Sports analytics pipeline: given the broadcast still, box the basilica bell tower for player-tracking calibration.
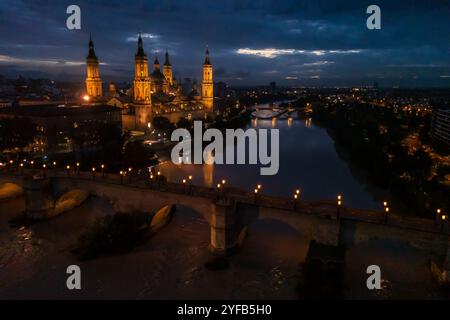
[85,34,102,99]
[133,33,152,130]
[202,48,214,109]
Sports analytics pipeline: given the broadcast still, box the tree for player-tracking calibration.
[122,141,155,169]
[176,117,192,129]
[152,116,175,134]
[0,117,36,151]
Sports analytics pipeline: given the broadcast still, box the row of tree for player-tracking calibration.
[313,102,449,218]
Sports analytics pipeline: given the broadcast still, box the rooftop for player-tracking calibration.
[0,104,121,118]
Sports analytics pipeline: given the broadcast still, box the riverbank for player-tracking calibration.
[311,102,449,219]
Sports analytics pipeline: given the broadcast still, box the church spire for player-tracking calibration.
[164,49,171,66]
[136,32,146,58]
[87,32,97,60]
[154,53,160,70]
[204,47,211,65]
[202,46,213,109]
[85,33,102,99]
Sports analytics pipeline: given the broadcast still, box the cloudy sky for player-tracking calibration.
[0,0,449,87]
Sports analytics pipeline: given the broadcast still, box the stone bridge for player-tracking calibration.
[1,168,450,282]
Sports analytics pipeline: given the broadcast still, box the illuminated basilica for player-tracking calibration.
[84,33,214,130]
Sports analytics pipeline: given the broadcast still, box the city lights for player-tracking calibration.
[0,1,448,302]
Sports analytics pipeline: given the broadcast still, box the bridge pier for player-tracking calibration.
[209,199,239,256]
[23,175,55,220]
[431,236,450,285]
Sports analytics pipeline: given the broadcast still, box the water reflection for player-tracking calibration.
[203,152,214,187]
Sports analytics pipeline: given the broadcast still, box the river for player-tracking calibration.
[158,102,385,211]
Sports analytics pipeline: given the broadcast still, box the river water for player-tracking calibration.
[158,103,384,211]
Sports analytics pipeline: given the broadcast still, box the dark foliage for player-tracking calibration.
[71,212,150,260]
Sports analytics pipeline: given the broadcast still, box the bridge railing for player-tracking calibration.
[0,166,448,235]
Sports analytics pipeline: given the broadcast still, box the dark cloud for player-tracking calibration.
[0,0,449,86]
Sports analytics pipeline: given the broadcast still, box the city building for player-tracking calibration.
[132,33,153,131]
[432,106,450,147]
[83,33,215,131]
[202,48,214,109]
[0,104,122,151]
[85,34,103,100]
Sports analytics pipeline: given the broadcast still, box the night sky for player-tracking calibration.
[0,0,449,87]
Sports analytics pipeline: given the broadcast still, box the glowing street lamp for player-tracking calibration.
[92,167,96,180]
[437,209,442,221]
[155,171,163,188]
[384,206,390,224]
[216,183,222,200]
[186,175,193,193]
[442,214,448,232]
[42,164,47,177]
[83,95,90,102]
[293,193,300,210]
[336,195,343,219]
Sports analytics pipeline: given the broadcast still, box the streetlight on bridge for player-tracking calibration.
[442,214,448,232]
[293,189,301,210]
[337,195,343,219]
[216,183,222,200]
[254,186,260,204]
[384,206,390,224]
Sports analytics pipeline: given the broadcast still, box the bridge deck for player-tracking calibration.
[0,168,448,236]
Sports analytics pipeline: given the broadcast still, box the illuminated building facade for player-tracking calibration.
[85,34,102,99]
[202,48,214,109]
